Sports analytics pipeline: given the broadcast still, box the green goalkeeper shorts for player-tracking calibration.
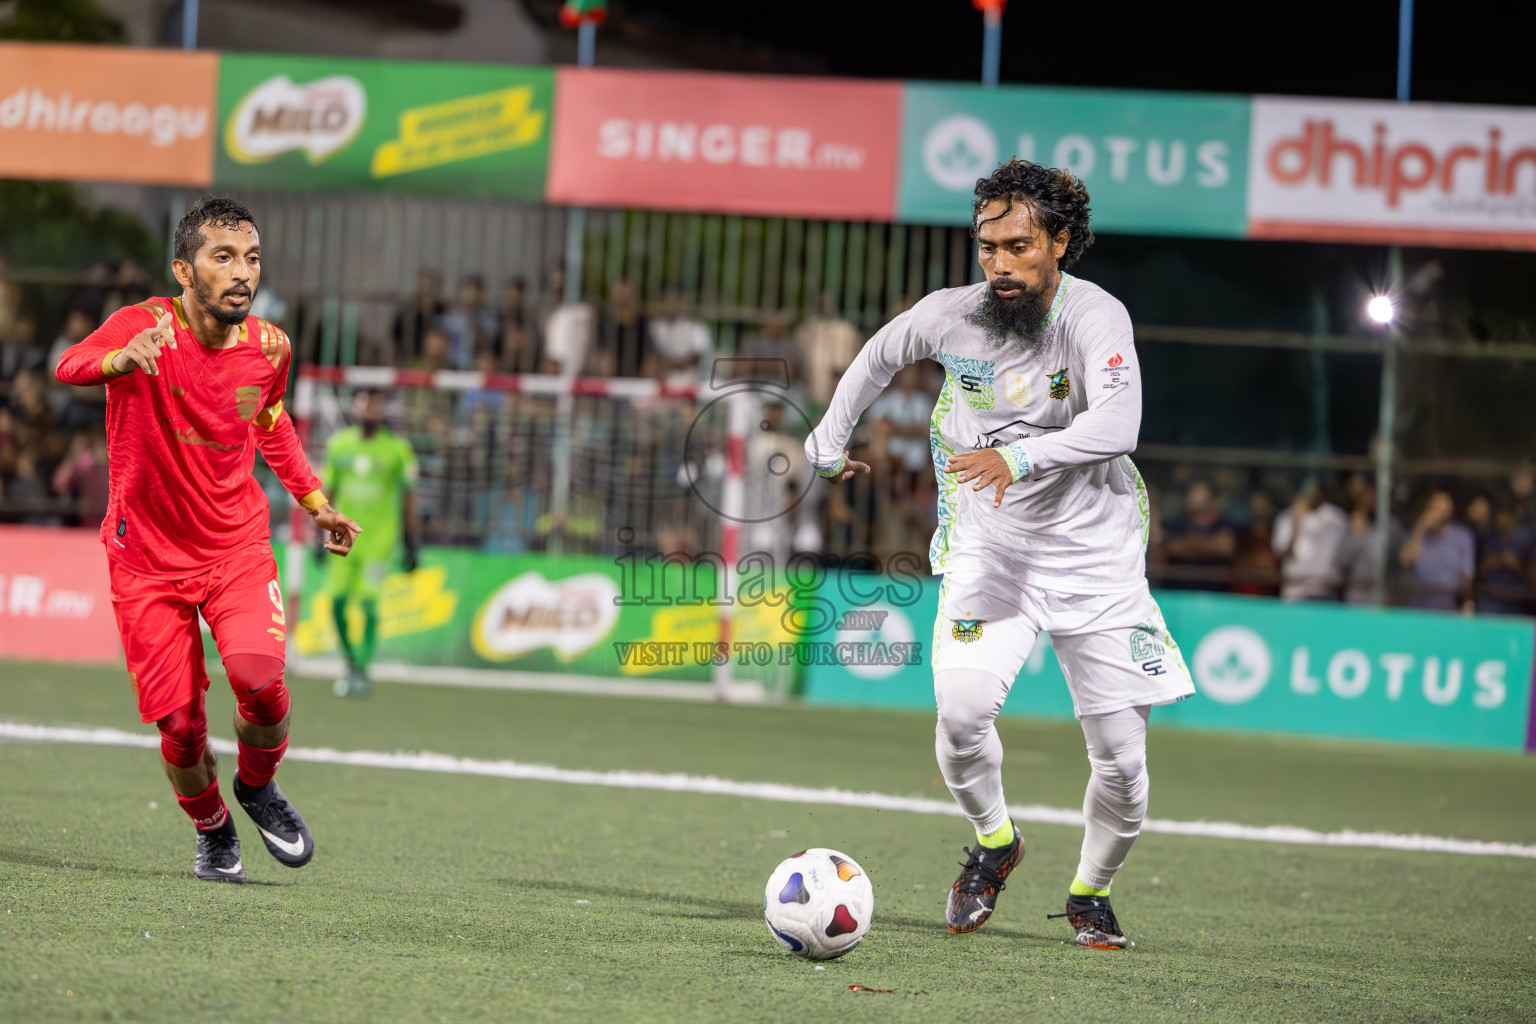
[325,554,391,602]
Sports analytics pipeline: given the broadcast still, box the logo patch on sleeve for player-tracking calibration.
[1048,368,1070,399]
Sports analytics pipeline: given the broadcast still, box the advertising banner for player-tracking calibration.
[546,67,903,220]
[0,42,216,187]
[289,546,796,686]
[1248,96,1536,250]
[898,83,1250,236]
[804,579,1534,751]
[215,54,552,200]
[0,526,120,664]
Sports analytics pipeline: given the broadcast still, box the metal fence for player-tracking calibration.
[7,189,1536,612]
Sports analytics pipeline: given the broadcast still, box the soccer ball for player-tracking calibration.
[762,848,874,960]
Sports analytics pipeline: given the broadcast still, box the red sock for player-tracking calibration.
[177,779,229,831]
[237,737,288,789]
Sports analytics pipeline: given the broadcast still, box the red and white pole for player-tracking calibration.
[713,389,751,700]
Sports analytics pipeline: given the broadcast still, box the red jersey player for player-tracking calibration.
[56,196,361,883]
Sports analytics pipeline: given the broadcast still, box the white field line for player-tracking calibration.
[287,658,769,703]
[3,720,1533,861]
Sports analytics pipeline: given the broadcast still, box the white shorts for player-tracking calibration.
[932,556,1196,718]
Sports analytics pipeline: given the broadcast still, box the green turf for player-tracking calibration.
[2,661,1534,1023]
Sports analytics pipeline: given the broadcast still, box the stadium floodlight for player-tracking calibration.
[1366,295,1395,325]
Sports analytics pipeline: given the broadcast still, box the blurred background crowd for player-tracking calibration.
[5,251,1534,616]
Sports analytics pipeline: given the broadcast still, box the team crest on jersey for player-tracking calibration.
[1048,368,1070,400]
[952,619,985,644]
[1129,624,1165,663]
[1004,371,1031,409]
[234,385,262,423]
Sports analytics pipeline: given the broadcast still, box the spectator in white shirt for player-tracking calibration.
[1272,479,1349,601]
[793,291,862,410]
[868,364,932,480]
[645,290,713,386]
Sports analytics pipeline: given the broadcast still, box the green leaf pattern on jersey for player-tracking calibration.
[928,377,958,573]
[936,352,995,411]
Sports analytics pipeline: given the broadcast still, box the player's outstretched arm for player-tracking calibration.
[808,445,871,484]
[56,310,175,385]
[1012,308,1142,483]
[313,502,362,556]
[251,400,360,556]
[804,299,938,481]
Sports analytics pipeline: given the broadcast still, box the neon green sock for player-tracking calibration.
[356,601,377,672]
[331,597,356,671]
[976,818,1015,849]
[1069,875,1111,897]
[357,600,379,671]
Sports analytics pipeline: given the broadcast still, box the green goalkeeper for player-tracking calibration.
[321,389,419,698]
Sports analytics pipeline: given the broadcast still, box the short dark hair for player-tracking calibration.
[972,158,1094,270]
[173,196,257,264]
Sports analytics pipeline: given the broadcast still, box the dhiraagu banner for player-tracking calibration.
[897,83,1250,237]
[804,580,1534,752]
[215,54,550,199]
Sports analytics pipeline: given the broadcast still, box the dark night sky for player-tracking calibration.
[601,0,1536,456]
[614,0,1536,106]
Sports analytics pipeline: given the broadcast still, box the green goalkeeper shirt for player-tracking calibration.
[322,425,417,562]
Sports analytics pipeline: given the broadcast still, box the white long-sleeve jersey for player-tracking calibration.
[804,274,1150,594]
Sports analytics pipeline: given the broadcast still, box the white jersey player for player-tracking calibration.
[805,159,1195,949]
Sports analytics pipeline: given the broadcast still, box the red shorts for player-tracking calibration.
[108,541,287,723]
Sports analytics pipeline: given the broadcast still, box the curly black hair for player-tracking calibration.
[173,195,258,263]
[971,159,1094,270]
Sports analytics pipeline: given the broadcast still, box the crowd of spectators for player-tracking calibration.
[6,261,1535,617]
[381,266,871,392]
[1148,465,1536,614]
[0,259,151,526]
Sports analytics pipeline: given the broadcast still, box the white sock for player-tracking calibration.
[1075,705,1150,891]
[933,668,1012,837]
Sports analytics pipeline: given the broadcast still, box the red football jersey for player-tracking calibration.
[56,296,324,579]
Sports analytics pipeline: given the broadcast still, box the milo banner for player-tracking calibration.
[805,578,1535,751]
[897,83,1250,237]
[215,54,551,199]
[286,546,796,686]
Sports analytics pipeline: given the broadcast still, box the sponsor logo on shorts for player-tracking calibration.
[1129,624,1166,663]
[1048,368,1070,400]
[951,618,985,643]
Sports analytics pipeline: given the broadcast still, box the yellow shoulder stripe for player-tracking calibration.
[253,400,284,430]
